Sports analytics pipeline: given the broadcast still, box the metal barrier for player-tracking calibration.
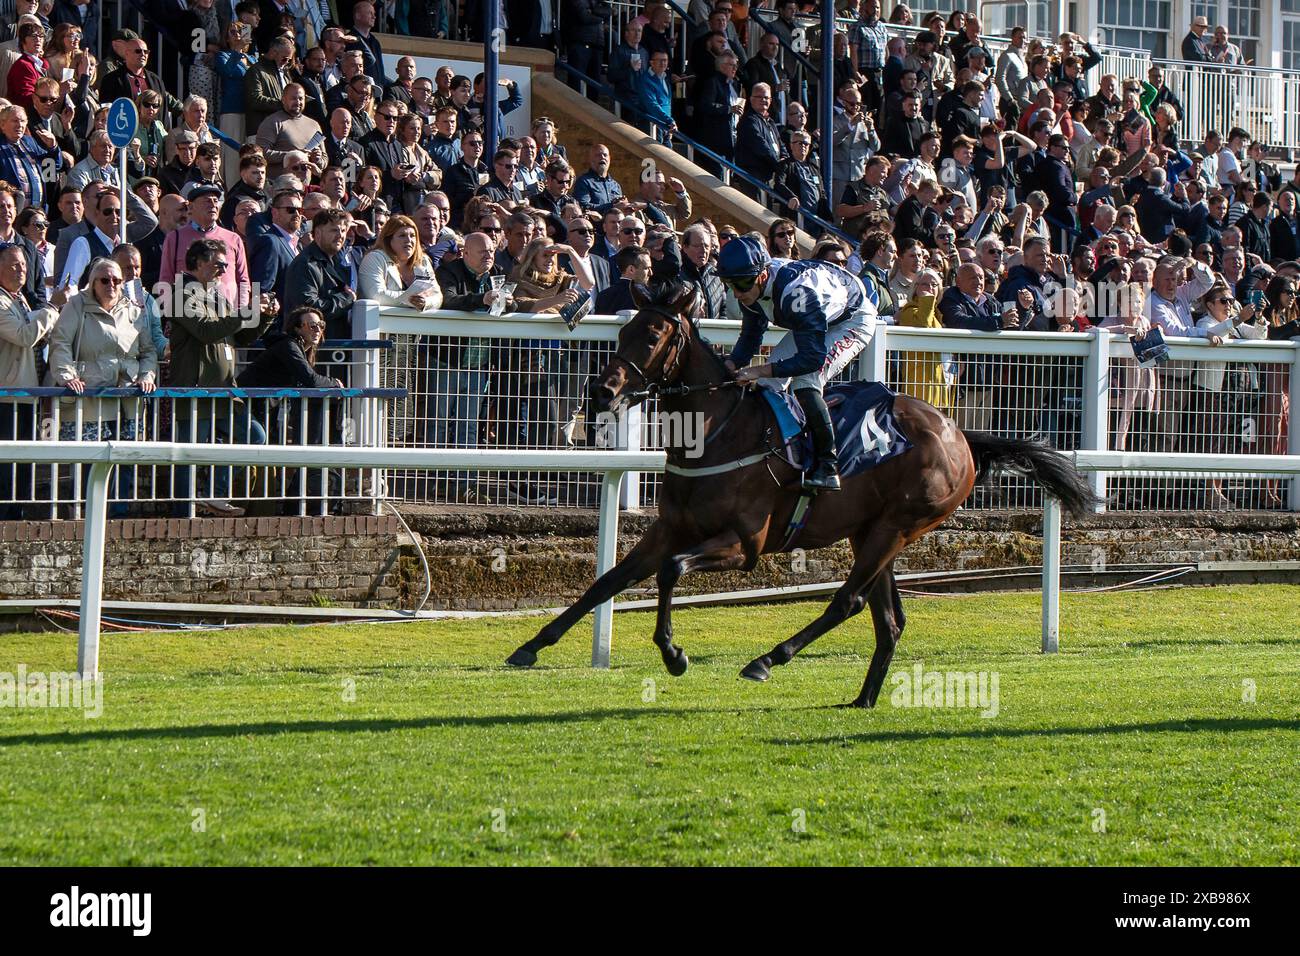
[1041,450,1300,653]
[1153,58,1300,158]
[0,386,403,517]
[358,302,1300,515]
[0,442,666,679]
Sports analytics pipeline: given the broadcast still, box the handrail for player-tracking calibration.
[0,387,407,399]
[554,60,854,244]
[746,8,823,81]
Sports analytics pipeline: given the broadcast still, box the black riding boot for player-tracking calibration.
[795,388,840,493]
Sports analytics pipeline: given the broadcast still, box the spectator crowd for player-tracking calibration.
[0,1,1296,513]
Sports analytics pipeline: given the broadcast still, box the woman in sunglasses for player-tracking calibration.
[1195,281,1261,508]
[47,257,156,442]
[717,235,878,492]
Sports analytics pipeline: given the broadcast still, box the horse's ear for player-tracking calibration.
[669,283,700,319]
[629,283,653,309]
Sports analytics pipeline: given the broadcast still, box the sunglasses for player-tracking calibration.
[568,227,592,235]
[482,226,503,234]
[29,220,47,229]
[720,232,738,241]
[101,207,122,217]
[35,94,58,104]
[378,112,399,120]
[1212,296,1233,304]
[276,205,303,214]
[622,227,645,236]
[96,276,122,286]
[725,274,760,292]
[213,261,229,273]
[304,321,326,331]
[774,230,795,239]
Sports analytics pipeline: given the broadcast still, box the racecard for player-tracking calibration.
[49,887,151,936]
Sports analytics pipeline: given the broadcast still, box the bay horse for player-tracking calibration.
[506,283,1094,706]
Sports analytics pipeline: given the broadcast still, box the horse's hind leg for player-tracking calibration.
[740,530,904,683]
[842,565,905,708]
[653,531,747,676]
[506,522,669,667]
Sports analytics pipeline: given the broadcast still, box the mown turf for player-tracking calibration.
[0,585,1296,865]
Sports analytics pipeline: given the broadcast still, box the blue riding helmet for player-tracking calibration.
[715,235,771,279]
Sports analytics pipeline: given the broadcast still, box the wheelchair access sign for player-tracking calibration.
[107,98,138,149]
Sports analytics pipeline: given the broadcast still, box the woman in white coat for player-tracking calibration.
[1192,281,1261,509]
[358,215,443,310]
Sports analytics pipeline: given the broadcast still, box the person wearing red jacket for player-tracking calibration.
[5,23,49,113]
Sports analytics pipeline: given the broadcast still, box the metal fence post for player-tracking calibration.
[353,300,383,511]
[1082,327,1111,511]
[592,469,625,668]
[862,321,888,382]
[77,459,113,680]
[619,404,642,510]
[1041,494,1061,654]
[1289,343,1300,511]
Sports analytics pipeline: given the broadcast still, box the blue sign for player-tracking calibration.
[106,98,138,149]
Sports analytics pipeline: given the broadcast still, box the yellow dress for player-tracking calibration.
[892,294,951,412]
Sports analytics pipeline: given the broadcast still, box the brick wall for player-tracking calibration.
[2,509,1297,617]
[0,516,408,610]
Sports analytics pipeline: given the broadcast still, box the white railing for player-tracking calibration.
[0,386,398,517]
[1153,58,1300,156]
[1041,450,1300,653]
[359,302,1300,514]
[0,442,667,680]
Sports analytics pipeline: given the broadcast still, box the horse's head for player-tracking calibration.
[590,281,700,416]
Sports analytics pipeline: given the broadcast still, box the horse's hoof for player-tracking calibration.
[739,658,770,682]
[505,647,537,668]
[663,647,689,677]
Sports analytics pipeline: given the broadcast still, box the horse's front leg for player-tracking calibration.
[506,522,670,667]
[652,531,748,676]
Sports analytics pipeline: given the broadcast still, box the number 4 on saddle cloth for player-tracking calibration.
[760,380,913,479]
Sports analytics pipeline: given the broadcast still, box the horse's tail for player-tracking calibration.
[962,431,1098,518]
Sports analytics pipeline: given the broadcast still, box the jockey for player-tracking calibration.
[717,235,878,492]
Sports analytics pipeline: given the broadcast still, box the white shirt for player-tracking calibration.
[60,227,118,291]
[1146,260,1217,337]
[1216,147,1240,188]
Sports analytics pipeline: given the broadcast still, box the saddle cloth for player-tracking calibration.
[759,381,913,478]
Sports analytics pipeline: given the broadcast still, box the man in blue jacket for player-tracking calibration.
[636,49,677,143]
[995,236,1067,331]
[573,144,624,211]
[717,236,877,492]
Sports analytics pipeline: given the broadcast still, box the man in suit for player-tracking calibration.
[1182,15,1211,63]
[52,181,158,284]
[324,108,365,174]
[560,215,609,293]
[244,36,295,135]
[248,189,302,303]
[594,246,651,315]
[1135,168,1190,244]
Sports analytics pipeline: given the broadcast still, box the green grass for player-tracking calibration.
[0,585,1297,865]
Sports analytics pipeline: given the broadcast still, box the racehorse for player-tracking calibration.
[506,283,1095,706]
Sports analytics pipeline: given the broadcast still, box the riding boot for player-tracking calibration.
[795,388,841,493]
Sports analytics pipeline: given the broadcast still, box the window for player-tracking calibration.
[1227,0,1259,63]
[1285,19,1300,73]
[1097,0,1170,57]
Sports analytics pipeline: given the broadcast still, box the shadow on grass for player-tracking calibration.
[0,704,812,747]
[769,717,1300,747]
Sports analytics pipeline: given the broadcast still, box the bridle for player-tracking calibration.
[612,305,705,400]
